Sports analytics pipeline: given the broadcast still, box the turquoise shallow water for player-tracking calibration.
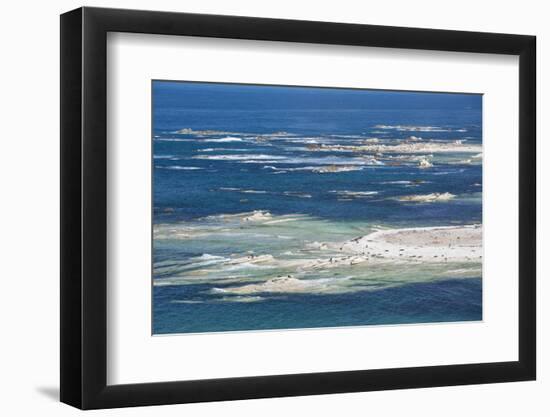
[152,81,482,334]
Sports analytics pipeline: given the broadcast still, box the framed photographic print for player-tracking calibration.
[60,7,536,409]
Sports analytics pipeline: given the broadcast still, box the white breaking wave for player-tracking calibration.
[381,180,414,185]
[418,158,433,169]
[218,188,269,194]
[199,148,249,152]
[282,191,312,198]
[374,124,466,132]
[196,253,226,261]
[262,164,368,173]
[154,138,187,142]
[330,190,379,197]
[241,190,268,194]
[185,254,230,268]
[193,154,286,161]
[157,165,203,170]
[303,141,481,154]
[203,137,243,143]
[397,192,456,203]
[202,210,274,223]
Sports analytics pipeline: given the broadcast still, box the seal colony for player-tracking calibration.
[154,212,482,296]
[209,223,482,295]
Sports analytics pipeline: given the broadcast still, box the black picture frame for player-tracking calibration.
[60,6,536,410]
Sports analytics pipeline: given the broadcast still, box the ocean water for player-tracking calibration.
[152,81,482,335]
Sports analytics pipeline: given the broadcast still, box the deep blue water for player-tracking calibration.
[152,81,482,334]
[154,278,482,334]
